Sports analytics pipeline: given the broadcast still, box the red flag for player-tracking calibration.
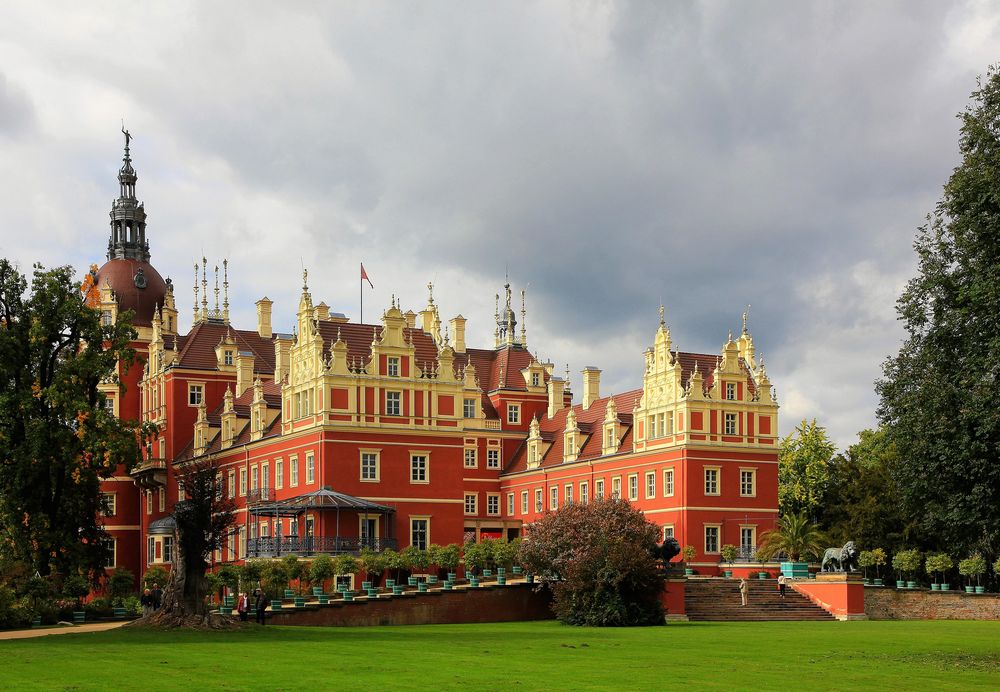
[361,263,373,289]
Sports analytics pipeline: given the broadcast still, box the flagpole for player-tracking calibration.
[360,262,363,325]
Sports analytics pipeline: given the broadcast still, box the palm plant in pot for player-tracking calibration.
[720,544,739,578]
[755,513,824,579]
[958,553,986,594]
[309,554,335,602]
[925,553,952,591]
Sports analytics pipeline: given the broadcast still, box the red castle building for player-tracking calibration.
[93,137,781,584]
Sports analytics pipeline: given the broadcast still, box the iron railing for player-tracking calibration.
[246,488,275,505]
[246,536,398,558]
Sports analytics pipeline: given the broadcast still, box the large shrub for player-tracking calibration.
[519,498,664,626]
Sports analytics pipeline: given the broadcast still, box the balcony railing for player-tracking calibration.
[246,488,275,505]
[247,535,398,558]
[131,458,167,488]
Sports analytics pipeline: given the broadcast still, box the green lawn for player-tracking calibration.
[1,620,998,690]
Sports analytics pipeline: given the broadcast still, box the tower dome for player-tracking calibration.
[96,128,166,327]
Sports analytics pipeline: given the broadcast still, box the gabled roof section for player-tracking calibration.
[173,322,276,373]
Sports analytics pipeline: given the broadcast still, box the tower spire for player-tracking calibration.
[107,126,149,262]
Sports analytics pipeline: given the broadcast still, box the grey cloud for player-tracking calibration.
[0,72,34,136]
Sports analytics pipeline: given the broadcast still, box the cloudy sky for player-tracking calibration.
[1,1,997,448]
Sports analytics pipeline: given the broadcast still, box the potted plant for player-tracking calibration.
[681,545,697,576]
[309,555,335,602]
[401,546,422,586]
[107,569,134,617]
[359,548,387,589]
[755,513,823,579]
[958,553,986,594]
[63,574,90,623]
[993,557,1000,594]
[492,539,521,585]
[463,541,487,586]
[435,543,461,584]
[479,537,496,578]
[216,564,240,610]
[242,559,265,594]
[870,548,887,586]
[339,554,359,599]
[892,549,921,589]
[925,553,952,591]
[858,550,875,585]
[720,544,739,578]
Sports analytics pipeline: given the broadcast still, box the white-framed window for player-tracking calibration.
[531,372,540,387]
[612,477,622,499]
[740,469,756,497]
[410,453,429,483]
[228,470,235,498]
[704,468,720,496]
[507,404,521,424]
[145,490,152,514]
[705,525,720,554]
[463,398,477,418]
[101,492,116,517]
[102,310,112,326]
[596,479,605,500]
[741,526,756,554]
[628,474,638,501]
[261,463,270,490]
[224,350,234,366]
[521,490,529,514]
[158,487,165,512]
[385,391,401,416]
[487,449,500,469]
[507,493,515,516]
[663,468,675,497]
[663,525,675,540]
[387,356,400,377]
[564,484,573,505]
[464,493,478,515]
[101,538,116,568]
[239,468,247,496]
[163,536,174,563]
[290,456,299,487]
[534,488,543,512]
[188,383,203,406]
[361,451,380,481]
[579,481,589,504]
[410,517,429,550]
[251,465,259,492]
[726,382,736,400]
[305,452,315,484]
[276,458,284,489]
[645,471,656,499]
[464,448,477,468]
[724,412,738,435]
[487,494,500,516]
[239,526,247,559]
[550,486,558,510]
[147,536,155,564]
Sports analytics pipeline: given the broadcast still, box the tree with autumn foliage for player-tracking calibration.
[0,260,147,578]
[519,498,664,626]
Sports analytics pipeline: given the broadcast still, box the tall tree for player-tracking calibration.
[0,260,145,577]
[878,66,1000,559]
[777,419,835,519]
[142,458,236,628]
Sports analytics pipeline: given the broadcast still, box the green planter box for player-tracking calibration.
[512,566,523,575]
[684,568,695,576]
[965,586,975,593]
[906,581,917,589]
[447,573,457,582]
[408,577,418,586]
[976,586,986,594]
[32,615,42,627]
[318,595,329,604]
[219,607,233,615]
[874,579,884,586]
[113,607,127,617]
[270,600,282,610]
[757,572,768,580]
[224,596,235,607]
[931,583,940,591]
[427,575,438,584]
[469,578,480,588]
[941,584,951,591]
[72,611,85,624]
[386,579,396,589]
[482,569,492,578]
[366,588,377,598]
[343,592,354,602]
[392,585,404,596]
[723,570,733,578]
[443,581,453,591]
[283,589,295,599]
[896,580,906,588]
[361,581,372,591]
[497,575,506,585]
[780,562,809,579]
[294,597,305,607]
[526,574,535,584]
[417,582,428,593]
[312,586,324,596]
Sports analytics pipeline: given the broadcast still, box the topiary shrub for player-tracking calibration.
[519,498,664,626]
[142,566,169,591]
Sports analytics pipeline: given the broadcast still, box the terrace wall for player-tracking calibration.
[865,588,1000,620]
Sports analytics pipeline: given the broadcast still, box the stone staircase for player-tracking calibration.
[685,579,834,621]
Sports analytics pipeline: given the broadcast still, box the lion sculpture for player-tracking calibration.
[659,537,681,563]
[820,541,859,573]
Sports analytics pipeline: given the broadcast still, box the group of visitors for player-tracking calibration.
[234,588,270,625]
[139,583,163,617]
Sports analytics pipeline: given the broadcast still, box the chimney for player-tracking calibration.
[403,310,417,329]
[256,297,273,339]
[314,302,330,321]
[236,352,255,397]
[449,315,467,353]
[274,336,292,384]
[547,377,566,419]
[581,367,601,409]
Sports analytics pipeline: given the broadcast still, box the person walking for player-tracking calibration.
[778,573,787,598]
[738,578,749,607]
[140,588,154,618]
[254,588,268,625]
[237,592,249,622]
[151,583,163,611]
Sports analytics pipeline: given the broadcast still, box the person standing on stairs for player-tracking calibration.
[738,578,749,607]
[778,573,787,598]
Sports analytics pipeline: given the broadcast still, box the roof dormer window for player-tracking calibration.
[224,350,234,366]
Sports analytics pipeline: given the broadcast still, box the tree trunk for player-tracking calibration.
[126,530,238,630]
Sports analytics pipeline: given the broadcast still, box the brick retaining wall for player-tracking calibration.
[865,588,1000,620]
[268,583,554,627]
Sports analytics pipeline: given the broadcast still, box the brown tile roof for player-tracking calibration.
[174,322,276,373]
